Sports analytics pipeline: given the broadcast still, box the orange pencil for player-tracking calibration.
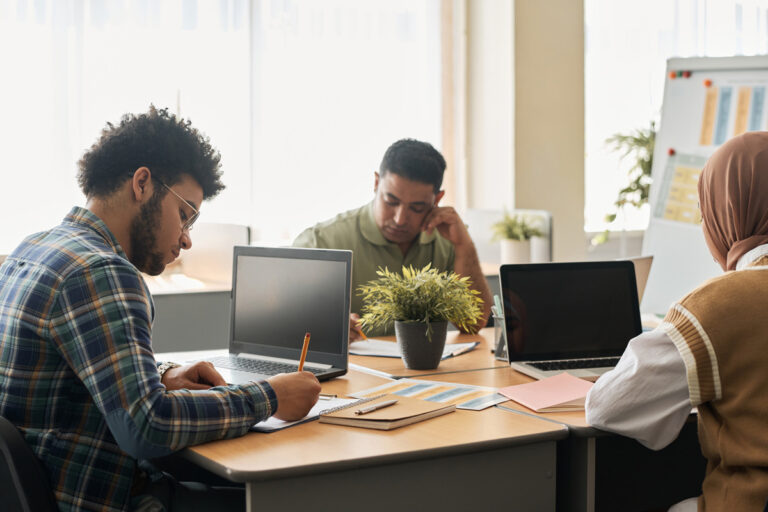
[356,326,368,340]
[298,332,311,371]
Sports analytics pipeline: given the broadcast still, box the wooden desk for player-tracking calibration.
[350,327,508,378]
[416,367,588,427]
[415,368,705,512]
[181,369,567,512]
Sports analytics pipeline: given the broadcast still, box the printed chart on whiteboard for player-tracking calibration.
[653,153,706,225]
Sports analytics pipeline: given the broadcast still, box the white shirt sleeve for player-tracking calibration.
[585,328,693,450]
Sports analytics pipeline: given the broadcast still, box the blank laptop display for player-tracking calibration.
[203,246,352,384]
[499,261,642,380]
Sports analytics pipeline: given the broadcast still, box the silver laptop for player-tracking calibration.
[499,261,641,380]
[200,246,352,384]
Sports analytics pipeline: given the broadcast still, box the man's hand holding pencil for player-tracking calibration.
[265,331,321,421]
[349,313,367,342]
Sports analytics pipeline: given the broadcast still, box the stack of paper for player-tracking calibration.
[498,372,593,413]
[251,396,360,432]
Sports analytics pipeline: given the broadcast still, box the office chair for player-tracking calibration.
[0,416,58,512]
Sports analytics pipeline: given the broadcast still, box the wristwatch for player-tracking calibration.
[157,361,181,378]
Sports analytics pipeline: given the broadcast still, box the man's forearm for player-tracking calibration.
[453,243,493,331]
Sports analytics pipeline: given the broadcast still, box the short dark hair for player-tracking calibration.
[77,106,224,200]
[379,139,445,193]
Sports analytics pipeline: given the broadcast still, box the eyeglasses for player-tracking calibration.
[161,182,200,232]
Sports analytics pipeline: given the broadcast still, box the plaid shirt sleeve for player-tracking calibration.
[48,257,274,459]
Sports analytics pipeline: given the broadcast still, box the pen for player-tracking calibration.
[451,344,475,357]
[298,331,311,372]
[355,398,398,415]
[319,393,337,400]
[493,294,503,316]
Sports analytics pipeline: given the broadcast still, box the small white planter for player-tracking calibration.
[500,239,531,264]
[530,236,549,263]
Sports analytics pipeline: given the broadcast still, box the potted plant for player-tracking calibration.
[491,212,544,264]
[357,264,484,370]
[592,121,656,245]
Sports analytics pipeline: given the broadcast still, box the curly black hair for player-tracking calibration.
[77,106,224,199]
[379,138,446,193]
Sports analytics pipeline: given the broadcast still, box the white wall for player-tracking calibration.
[463,0,586,262]
[466,0,514,212]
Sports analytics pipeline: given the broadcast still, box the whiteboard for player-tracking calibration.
[642,55,768,315]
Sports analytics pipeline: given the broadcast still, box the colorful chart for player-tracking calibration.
[653,153,708,225]
[699,84,766,146]
[350,378,507,411]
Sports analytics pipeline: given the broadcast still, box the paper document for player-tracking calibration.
[497,372,593,413]
[349,339,479,359]
[251,396,364,432]
[350,378,506,411]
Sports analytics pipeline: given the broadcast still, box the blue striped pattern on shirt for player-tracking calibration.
[0,207,276,512]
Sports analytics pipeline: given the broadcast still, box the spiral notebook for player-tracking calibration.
[251,395,383,433]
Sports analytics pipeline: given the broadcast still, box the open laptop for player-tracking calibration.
[200,246,352,384]
[499,260,641,380]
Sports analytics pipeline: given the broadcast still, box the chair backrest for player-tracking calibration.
[0,416,58,512]
[464,208,553,264]
[175,222,251,285]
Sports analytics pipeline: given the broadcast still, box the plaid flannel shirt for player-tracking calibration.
[0,207,277,511]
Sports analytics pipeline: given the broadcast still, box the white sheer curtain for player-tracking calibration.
[0,0,252,253]
[248,0,441,243]
[585,0,768,233]
[0,0,441,253]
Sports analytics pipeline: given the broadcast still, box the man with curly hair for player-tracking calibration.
[0,107,320,511]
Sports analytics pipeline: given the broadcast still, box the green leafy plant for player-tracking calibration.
[490,212,544,242]
[357,264,484,337]
[593,121,656,245]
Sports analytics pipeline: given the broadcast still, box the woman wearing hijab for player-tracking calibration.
[586,131,768,511]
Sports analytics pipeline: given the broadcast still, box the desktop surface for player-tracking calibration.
[414,367,591,429]
[349,328,507,378]
[183,368,566,480]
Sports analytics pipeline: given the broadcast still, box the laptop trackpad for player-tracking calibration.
[567,367,613,381]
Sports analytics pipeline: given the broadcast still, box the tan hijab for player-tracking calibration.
[698,131,768,271]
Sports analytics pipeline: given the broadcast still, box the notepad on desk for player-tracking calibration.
[498,372,594,413]
[349,339,479,359]
[251,396,368,433]
[319,394,456,430]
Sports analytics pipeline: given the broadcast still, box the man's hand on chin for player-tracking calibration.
[422,206,473,251]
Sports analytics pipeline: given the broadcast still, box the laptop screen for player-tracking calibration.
[499,261,641,361]
[230,246,351,366]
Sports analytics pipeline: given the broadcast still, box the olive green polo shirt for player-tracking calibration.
[293,201,455,336]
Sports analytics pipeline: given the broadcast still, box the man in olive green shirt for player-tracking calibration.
[294,138,492,338]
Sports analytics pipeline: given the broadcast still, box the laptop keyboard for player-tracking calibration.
[207,355,326,376]
[529,357,621,371]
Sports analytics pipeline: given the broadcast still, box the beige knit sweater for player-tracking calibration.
[662,256,768,511]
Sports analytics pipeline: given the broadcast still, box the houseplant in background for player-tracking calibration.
[357,264,484,370]
[592,121,656,245]
[491,212,544,264]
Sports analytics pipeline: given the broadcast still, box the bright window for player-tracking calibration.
[585,0,768,233]
[0,0,441,252]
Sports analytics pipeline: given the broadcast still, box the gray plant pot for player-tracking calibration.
[394,320,448,370]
